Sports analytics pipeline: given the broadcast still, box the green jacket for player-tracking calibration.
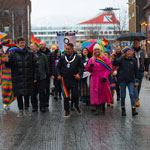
[36,51,49,80]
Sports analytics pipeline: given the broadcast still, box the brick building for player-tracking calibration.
[0,0,31,44]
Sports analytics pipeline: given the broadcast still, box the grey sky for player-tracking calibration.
[31,0,128,27]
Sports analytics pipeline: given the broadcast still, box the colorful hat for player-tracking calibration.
[93,43,101,50]
[122,47,132,53]
[51,45,57,50]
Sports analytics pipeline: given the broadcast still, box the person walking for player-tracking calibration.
[86,44,113,115]
[30,43,49,112]
[5,38,38,117]
[57,43,83,118]
[113,47,138,116]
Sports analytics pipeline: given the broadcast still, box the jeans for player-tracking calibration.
[119,82,135,108]
[134,72,144,99]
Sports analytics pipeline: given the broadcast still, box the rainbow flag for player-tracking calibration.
[0,55,16,105]
[0,32,7,39]
[61,78,70,99]
[95,57,112,71]
[31,35,41,45]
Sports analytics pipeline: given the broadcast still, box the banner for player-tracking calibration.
[57,32,65,52]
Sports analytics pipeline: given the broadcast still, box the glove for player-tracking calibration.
[90,63,94,67]
[113,54,117,58]
[102,77,106,82]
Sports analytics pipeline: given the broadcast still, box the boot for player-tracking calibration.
[132,108,138,116]
[122,108,126,116]
[94,105,100,115]
[102,103,105,113]
[135,99,140,107]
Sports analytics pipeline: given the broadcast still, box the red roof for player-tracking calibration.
[80,13,120,25]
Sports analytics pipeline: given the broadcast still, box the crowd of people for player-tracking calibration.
[0,37,149,118]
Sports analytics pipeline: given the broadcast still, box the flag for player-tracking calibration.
[0,32,7,39]
[31,35,41,45]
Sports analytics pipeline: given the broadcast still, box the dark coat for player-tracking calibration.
[5,47,38,96]
[113,57,138,83]
[39,48,55,77]
[57,52,83,80]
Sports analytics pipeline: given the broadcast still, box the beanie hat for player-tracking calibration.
[93,43,101,50]
[51,45,57,50]
[123,47,132,53]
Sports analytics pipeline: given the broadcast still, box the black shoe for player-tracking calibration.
[74,106,82,114]
[54,96,58,101]
[132,108,138,116]
[64,112,70,118]
[117,97,120,101]
[71,107,75,111]
[122,108,126,116]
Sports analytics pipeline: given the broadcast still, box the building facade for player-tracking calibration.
[128,0,147,32]
[0,0,31,44]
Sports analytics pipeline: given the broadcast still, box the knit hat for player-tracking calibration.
[93,43,101,50]
[51,45,57,50]
[122,47,132,53]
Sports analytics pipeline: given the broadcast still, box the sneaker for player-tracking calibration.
[64,112,70,118]
[135,99,140,107]
[122,108,126,116]
[17,110,23,118]
[54,96,58,101]
[25,109,31,116]
[74,106,82,114]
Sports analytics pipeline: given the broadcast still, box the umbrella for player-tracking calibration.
[82,39,106,53]
[116,32,147,41]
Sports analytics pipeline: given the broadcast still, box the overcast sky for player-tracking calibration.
[31,0,128,27]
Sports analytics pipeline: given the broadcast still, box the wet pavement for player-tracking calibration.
[0,79,150,150]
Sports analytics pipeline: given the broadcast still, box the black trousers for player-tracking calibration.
[31,79,47,109]
[17,96,30,110]
[63,78,79,113]
[54,75,61,97]
[45,78,50,107]
[116,81,120,99]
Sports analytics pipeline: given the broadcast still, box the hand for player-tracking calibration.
[58,75,62,80]
[113,70,117,76]
[144,71,148,77]
[74,74,80,80]
[102,77,106,82]
[34,80,37,83]
[51,75,55,80]
[90,63,94,67]
[5,55,9,62]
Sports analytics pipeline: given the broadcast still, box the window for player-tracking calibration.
[0,24,2,31]
[18,8,24,16]
[0,8,2,17]
[18,24,22,36]
[4,25,9,32]
[4,8,10,17]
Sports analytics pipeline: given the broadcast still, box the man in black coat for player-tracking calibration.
[39,41,55,110]
[5,38,38,117]
[132,40,149,107]
[57,43,83,118]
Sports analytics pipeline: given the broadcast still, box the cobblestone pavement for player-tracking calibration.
[0,79,150,150]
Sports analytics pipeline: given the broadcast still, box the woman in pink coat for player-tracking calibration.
[86,44,113,115]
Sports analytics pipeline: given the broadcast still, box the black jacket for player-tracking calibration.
[113,57,138,83]
[57,52,83,80]
[5,47,38,96]
[39,48,55,76]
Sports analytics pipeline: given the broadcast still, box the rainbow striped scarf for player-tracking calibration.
[0,55,16,105]
[61,78,70,99]
[95,57,112,71]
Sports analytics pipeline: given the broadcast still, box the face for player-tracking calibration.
[83,48,88,56]
[30,43,38,53]
[104,52,109,58]
[93,48,101,56]
[126,49,134,57]
[133,40,140,48]
[18,41,26,49]
[57,51,60,57]
[40,42,46,50]
[66,45,74,55]
[115,46,121,53]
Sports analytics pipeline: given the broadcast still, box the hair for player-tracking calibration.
[31,42,39,47]
[81,48,91,58]
[67,43,74,48]
[17,37,25,44]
